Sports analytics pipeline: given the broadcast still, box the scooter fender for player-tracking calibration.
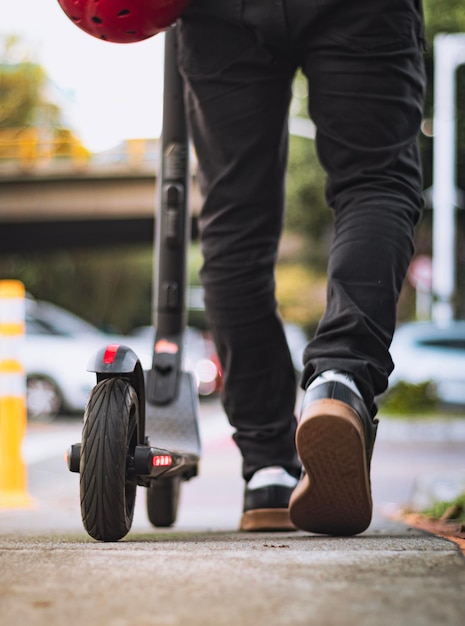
[88,343,141,376]
[87,344,146,442]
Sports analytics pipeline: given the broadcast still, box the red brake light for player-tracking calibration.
[152,455,172,467]
[103,344,120,364]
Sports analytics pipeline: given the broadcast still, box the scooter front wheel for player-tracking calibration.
[80,377,139,541]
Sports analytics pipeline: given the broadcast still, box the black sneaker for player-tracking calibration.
[289,377,378,536]
[240,467,298,532]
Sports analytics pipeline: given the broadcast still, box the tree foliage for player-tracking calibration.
[286,71,331,256]
[423,0,465,42]
[0,35,61,129]
[1,247,155,334]
[286,136,328,240]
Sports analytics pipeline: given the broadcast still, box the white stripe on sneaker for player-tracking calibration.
[247,466,299,490]
[307,370,362,399]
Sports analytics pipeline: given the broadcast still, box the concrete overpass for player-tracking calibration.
[0,139,202,254]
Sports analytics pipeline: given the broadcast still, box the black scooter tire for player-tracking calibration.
[146,476,181,528]
[80,377,139,541]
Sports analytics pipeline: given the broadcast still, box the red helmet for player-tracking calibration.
[57,0,191,44]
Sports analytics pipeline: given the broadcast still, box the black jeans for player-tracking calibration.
[177,0,426,480]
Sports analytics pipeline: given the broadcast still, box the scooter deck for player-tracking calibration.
[144,370,201,460]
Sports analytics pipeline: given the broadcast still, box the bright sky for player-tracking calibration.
[2,0,166,152]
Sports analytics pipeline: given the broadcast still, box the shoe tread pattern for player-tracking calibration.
[290,401,372,536]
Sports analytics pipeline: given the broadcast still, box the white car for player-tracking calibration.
[23,298,221,421]
[388,321,465,407]
[24,319,109,421]
[24,298,149,421]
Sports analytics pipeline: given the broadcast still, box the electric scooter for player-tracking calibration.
[66,27,201,542]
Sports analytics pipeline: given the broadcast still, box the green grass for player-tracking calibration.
[423,492,465,524]
[378,380,440,415]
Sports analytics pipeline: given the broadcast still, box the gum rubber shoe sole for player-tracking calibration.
[240,508,296,532]
[289,398,372,536]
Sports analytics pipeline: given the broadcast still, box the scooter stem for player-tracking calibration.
[149,26,190,405]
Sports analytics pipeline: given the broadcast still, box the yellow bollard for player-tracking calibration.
[0,280,34,508]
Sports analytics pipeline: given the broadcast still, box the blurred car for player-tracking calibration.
[129,325,223,398]
[23,298,222,421]
[388,320,465,406]
[24,299,110,421]
[26,297,105,338]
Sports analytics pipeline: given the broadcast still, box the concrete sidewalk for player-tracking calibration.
[0,523,464,626]
[0,411,464,625]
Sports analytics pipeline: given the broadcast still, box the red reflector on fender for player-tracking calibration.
[152,454,172,467]
[103,344,120,364]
